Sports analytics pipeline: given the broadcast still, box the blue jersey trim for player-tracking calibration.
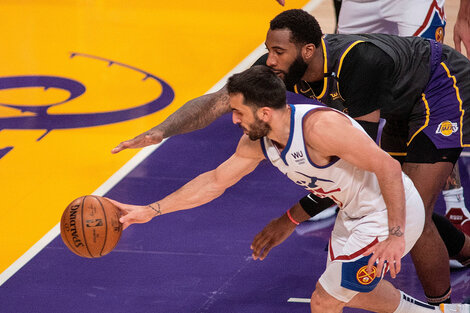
[280,104,296,165]
[259,138,269,160]
[300,107,341,168]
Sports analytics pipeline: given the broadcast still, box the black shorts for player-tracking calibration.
[381,119,462,164]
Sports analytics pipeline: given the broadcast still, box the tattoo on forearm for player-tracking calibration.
[148,203,162,216]
[158,89,231,138]
[389,226,403,237]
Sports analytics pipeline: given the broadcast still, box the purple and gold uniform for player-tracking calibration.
[291,34,470,163]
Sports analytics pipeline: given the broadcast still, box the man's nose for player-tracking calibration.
[266,53,277,68]
[232,113,241,125]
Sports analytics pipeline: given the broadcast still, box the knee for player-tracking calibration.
[310,290,323,312]
[310,283,344,313]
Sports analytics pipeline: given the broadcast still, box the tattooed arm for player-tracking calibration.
[112,85,231,153]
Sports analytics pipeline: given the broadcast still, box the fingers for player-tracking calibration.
[260,243,273,260]
[251,232,271,260]
[111,133,162,154]
[104,197,127,214]
[454,33,462,54]
[119,215,131,225]
[122,222,130,230]
[111,143,126,154]
[251,239,273,260]
[104,197,121,207]
[366,252,378,275]
[365,252,401,279]
[388,257,401,279]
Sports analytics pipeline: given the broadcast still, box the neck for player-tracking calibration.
[267,104,291,147]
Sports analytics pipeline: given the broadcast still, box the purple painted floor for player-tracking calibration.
[1,113,469,313]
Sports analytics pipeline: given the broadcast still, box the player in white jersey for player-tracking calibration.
[109,66,469,312]
[337,0,446,41]
[335,0,470,240]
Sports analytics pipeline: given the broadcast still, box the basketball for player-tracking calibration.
[60,195,122,258]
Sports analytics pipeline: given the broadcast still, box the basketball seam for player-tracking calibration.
[95,196,108,257]
[81,196,94,258]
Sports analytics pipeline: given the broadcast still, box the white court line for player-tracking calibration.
[288,298,311,303]
[0,141,168,286]
[0,0,325,287]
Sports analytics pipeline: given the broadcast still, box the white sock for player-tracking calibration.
[443,187,470,216]
[393,291,440,313]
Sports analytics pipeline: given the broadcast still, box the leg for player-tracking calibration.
[315,279,441,313]
[453,232,470,266]
[333,0,342,33]
[432,213,470,266]
[443,163,470,227]
[310,282,346,313]
[402,162,453,303]
[346,280,400,312]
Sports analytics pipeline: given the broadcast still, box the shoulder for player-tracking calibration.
[303,108,351,132]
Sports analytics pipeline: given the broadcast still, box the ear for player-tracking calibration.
[301,43,316,61]
[257,107,272,122]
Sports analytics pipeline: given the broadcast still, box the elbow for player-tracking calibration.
[385,156,403,178]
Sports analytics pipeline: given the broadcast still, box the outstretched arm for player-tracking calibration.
[454,0,470,58]
[304,110,406,278]
[111,135,265,229]
[112,85,231,153]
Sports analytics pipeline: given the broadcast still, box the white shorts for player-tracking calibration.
[338,0,446,41]
[318,182,425,303]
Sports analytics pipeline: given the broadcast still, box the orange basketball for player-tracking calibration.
[60,195,122,258]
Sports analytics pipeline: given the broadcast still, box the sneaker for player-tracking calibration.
[446,208,470,231]
[308,205,338,221]
[440,303,470,312]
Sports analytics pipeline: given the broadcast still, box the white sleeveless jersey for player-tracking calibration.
[260,104,415,218]
[338,0,446,42]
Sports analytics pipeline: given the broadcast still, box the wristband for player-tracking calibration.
[286,209,300,225]
[299,193,335,217]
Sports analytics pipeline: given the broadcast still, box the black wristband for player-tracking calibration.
[299,194,335,217]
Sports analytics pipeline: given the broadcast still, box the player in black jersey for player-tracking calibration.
[112,9,470,305]
[255,9,470,305]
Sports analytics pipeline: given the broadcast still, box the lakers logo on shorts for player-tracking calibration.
[435,121,458,136]
[435,27,444,43]
[356,265,376,285]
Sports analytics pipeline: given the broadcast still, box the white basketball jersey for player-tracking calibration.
[260,104,414,218]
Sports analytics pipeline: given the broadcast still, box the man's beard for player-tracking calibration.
[241,115,271,141]
[283,54,309,89]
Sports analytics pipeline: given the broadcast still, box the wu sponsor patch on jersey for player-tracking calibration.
[435,121,458,136]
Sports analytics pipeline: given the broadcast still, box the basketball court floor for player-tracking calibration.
[0,0,468,312]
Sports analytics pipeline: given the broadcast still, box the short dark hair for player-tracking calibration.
[270,9,322,47]
[227,65,286,109]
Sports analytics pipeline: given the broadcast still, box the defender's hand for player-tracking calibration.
[111,129,164,154]
[454,7,470,58]
[251,214,296,260]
